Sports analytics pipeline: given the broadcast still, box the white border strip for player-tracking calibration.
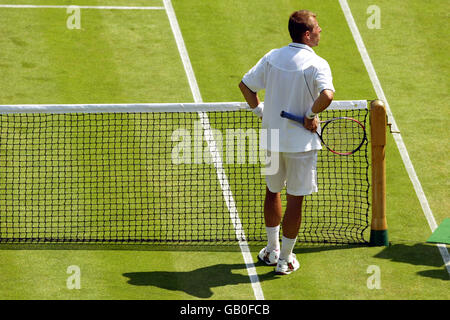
[0,100,366,114]
[327,100,366,110]
[339,0,450,275]
[163,0,265,299]
[0,102,249,114]
[0,4,164,10]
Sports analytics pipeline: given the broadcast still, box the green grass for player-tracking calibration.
[0,0,448,300]
[0,1,190,103]
[349,0,450,225]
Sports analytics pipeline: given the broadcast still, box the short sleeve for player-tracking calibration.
[241,54,268,93]
[314,59,335,93]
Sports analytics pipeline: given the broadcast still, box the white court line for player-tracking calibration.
[163,0,265,299]
[0,4,164,10]
[339,0,450,275]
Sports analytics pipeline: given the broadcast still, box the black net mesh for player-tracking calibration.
[0,106,369,244]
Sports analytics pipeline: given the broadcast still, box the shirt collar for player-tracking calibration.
[288,42,315,53]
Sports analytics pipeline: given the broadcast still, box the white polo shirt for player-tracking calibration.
[242,43,335,152]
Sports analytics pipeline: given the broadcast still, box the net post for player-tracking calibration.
[369,100,389,246]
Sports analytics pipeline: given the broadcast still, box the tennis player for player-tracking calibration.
[239,10,335,275]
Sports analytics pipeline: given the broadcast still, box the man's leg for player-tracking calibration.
[263,187,282,252]
[280,150,313,260]
[282,193,303,239]
[275,194,303,274]
[264,187,282,227]
[263,190,303,254]
[279,194,303,260]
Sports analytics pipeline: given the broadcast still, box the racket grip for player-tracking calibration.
[280,111,304,124]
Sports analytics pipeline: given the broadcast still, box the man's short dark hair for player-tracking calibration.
[288,10,317,43]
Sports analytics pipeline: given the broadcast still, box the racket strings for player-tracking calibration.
[321,118,365,154]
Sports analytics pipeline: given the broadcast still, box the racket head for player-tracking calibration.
[319,117,367,156]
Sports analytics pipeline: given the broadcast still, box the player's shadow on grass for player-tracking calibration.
[123,263,276,298]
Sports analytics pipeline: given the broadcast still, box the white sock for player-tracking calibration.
[280,235,297,261]
[265,226,280,252]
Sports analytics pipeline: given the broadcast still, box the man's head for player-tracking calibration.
[288,10,322,47]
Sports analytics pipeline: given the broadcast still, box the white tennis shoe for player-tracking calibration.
[275,254,300,275]
[257,247,279,266]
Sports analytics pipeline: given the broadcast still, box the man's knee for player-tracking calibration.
[286,193,304,206]
[265,187,280,200]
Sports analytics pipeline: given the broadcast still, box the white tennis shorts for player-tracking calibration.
[265,150,318,196]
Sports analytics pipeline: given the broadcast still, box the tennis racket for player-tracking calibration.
[280,110,367,156]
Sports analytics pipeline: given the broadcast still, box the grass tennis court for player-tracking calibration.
[0,0,448,301]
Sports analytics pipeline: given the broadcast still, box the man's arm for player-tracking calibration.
[304,89,334,132]
[311,89,334,114]
[238,81,261,109]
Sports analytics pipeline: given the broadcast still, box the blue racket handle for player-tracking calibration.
[280,110,304,124]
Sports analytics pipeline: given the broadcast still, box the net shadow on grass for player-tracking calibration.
[374,243,445,267]
[373,242,449,281]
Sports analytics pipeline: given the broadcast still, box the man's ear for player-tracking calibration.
[303,30,311,42]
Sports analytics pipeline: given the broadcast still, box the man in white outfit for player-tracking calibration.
[239,10,335,274]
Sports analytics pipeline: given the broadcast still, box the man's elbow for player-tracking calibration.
[239,81,252,96]
[322,89,334,104]
[322,89,334,101]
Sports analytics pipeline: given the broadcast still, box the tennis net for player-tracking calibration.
[0,101,370,244]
